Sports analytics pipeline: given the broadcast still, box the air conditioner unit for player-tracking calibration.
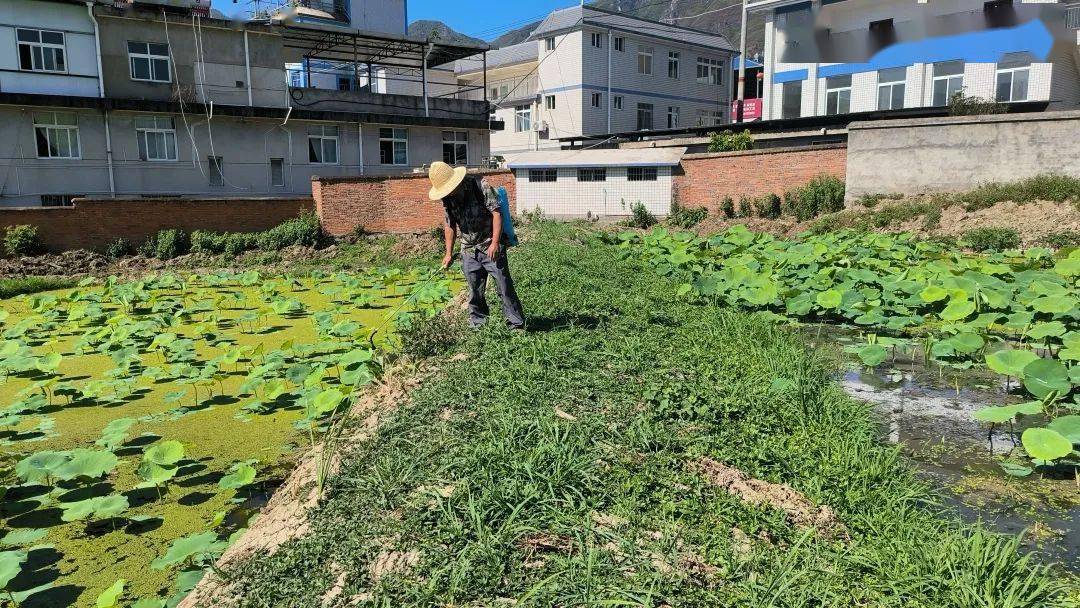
[533,120,548,132]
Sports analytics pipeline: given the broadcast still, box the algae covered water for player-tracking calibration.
[0,268,453,607]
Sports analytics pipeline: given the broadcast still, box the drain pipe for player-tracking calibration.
[87,2,115,198]
[607,28,612,134]
[422,42,432,117]
[243,30,254,106]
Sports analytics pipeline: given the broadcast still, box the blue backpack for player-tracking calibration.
[497,187,519,247]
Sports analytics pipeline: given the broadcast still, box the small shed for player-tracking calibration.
[506,148,686,218]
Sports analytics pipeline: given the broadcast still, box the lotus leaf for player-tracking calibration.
[1021,427,1074,461]
[1031,295,1076,315]
[0,529,46,547]
[919,286,948,303]
[0,550,27,589]
[949,333,984,355]
[999,462,1033,477]
[96,579,125,608]
[1027,321,1067,340]
[15,450,69,483]
[145,440,184,465]
[1047,415,1080,444]
[816,289,842,310]
[939,299,975,322]
[312,389,346,415]
[61,494,128,522]
[218,463,257,489]
[985,350,1039,378]
[150,532,224,570]
[54,449,118,481]
[1022,358,1071,400]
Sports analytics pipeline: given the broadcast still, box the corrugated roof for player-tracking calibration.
[506,147,687,169]
[528,6,734,52]
[456,41,538,74]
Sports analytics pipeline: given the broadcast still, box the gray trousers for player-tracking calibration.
[461,247,526,329]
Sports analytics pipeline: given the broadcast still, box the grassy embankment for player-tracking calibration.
[224,221,1075,607]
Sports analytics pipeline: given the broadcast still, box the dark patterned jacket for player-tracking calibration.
[442,176,502,251]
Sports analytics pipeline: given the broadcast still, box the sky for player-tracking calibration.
[407,0,577,41]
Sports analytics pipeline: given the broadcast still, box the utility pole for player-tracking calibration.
[736,0,748,123]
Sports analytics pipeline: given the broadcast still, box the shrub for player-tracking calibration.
[954,174,1080,211]
[398,312,467,358]
[668,200,708,229]
[0,276,76,299]
[962,227,1021,252]
[707,129,754,153]
[141,229,189,260]
[1041,231,1080,250]
[104,238,133,259]
[256,211,322,251]
[737,197,752,218]
[948,92,1007,117]
[3,225,41,257]
[719,196,735,219]
[190,230,226,255]
[760,193,782,220]
[625,201,658,229]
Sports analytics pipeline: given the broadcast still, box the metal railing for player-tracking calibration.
[459,74,538,103]
[1067,5,1080,30]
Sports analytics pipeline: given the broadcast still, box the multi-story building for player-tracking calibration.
[456,5,737,157]
[0,0,495,207]
[748,0,1080,121]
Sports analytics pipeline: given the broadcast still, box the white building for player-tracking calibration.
[0,0,101,97]
[748,0,1080,121]
[508,147,685,218]
[456,5,737,157]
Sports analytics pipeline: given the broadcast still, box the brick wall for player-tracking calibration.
[673,144,848,213]
[0,197,313,253]
[315,170,515,236]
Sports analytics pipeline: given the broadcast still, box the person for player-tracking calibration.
[427,161,526,330]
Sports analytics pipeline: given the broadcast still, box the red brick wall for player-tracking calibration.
[673,144,848,212]
[0,197,313,253]
[315,170,516,236]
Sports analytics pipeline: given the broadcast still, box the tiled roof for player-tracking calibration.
[456,41,538,74]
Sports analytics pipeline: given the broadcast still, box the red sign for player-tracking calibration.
[731,98,762,122]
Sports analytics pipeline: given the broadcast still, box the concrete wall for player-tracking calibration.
[0,0,100,97]
[0,103,490,206]
[289,87,489,121]
[0,196,312,252]
[846,110,1080,199]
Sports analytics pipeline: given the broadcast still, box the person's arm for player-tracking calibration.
[482,179,502,259]
[442,213,456,270]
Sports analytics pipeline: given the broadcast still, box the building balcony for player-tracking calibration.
[287,86,492,124]
[458,74,538,104]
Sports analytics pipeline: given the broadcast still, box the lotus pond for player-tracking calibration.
[620,227,1080,480]
[0,267,453,607]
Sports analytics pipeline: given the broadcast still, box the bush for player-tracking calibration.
[948,92,1007,117]
[3,225,41,257]
[955,174,1080,211]
[398,312,467,358]
[668,200,708,229]
[783,175,846,221]
[760,193,782,219]
[625,201,658,229]
[256,211,322,251]
[707,129,754,153]
[962,227,1021,252]
[1041,231,1080,250]
[737,197,752,218]
[104,238,133,259]
[141,229,189,260]
[719,196,735,219]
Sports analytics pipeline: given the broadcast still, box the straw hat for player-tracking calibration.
[427,161,468,201]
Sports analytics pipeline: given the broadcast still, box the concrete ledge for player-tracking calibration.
[849,109,1080,131]
[312,169,510,185]
[683,142,848,161]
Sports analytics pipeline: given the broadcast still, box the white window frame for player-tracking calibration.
[528,169,557,183]
[514,105,532,132]
[442,130,468,165]
[590,32,604,48]
[33,112,80,160]
[17,28,66,74]
[545,37,555,52]
[825,76,852,115]
[614,37,624,52]
[931,61,965,106]
[590,92,602,108]
[577,168,606,182]
[996,65,1030,102]
[378,127,408,166]
[135,116,178,162]
[613,95,624,110]
[697,109,723,127]
[696,57,723,85]
[628,167,658,182]
[638,46,653,75]
[128,41,172,83]
[877,68,906,111]
[545,95,556,110]
[270,158,285,187]
[308,125,340,165]
[667,106,680,129]
[668,51,680,79]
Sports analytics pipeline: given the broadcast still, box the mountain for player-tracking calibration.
[488,1,765,57]
[408,20,486,47]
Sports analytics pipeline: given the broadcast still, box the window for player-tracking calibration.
[591,32,604,48]
[825,75,851,115]
[270,158,285,187]
[33,112,80,159]
[545,95,556,110]
[614,37,624,52]
[877,67,906,111]
[637,103,654,130]
[336,76,356,91]
[668,52,680,79]
[932,60,965,106]
[308,125,339,164]
[528,169,557,183]
[578,168,606,182]
[628,167,658,182]
[591,92,602,108]
[545,37,556,52]
[442,131,468,165]
[996,55,1030,102]
[613,95,624,110]
[514,105,532,132]
[208,156,224,186]
[41,194,79,207]
[288,68,304,88]
[667,106,680,129]
[128,41,171,82]
[638,46,653,75]
[135,116,177,161]
[696,57,723,85]
[17,29,66,73]
[697,109,723,126]
[781,81,802,119]
[378,127,407,165]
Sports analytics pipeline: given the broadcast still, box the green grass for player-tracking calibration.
[224,222,1074,607]
[0,276,76,299]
